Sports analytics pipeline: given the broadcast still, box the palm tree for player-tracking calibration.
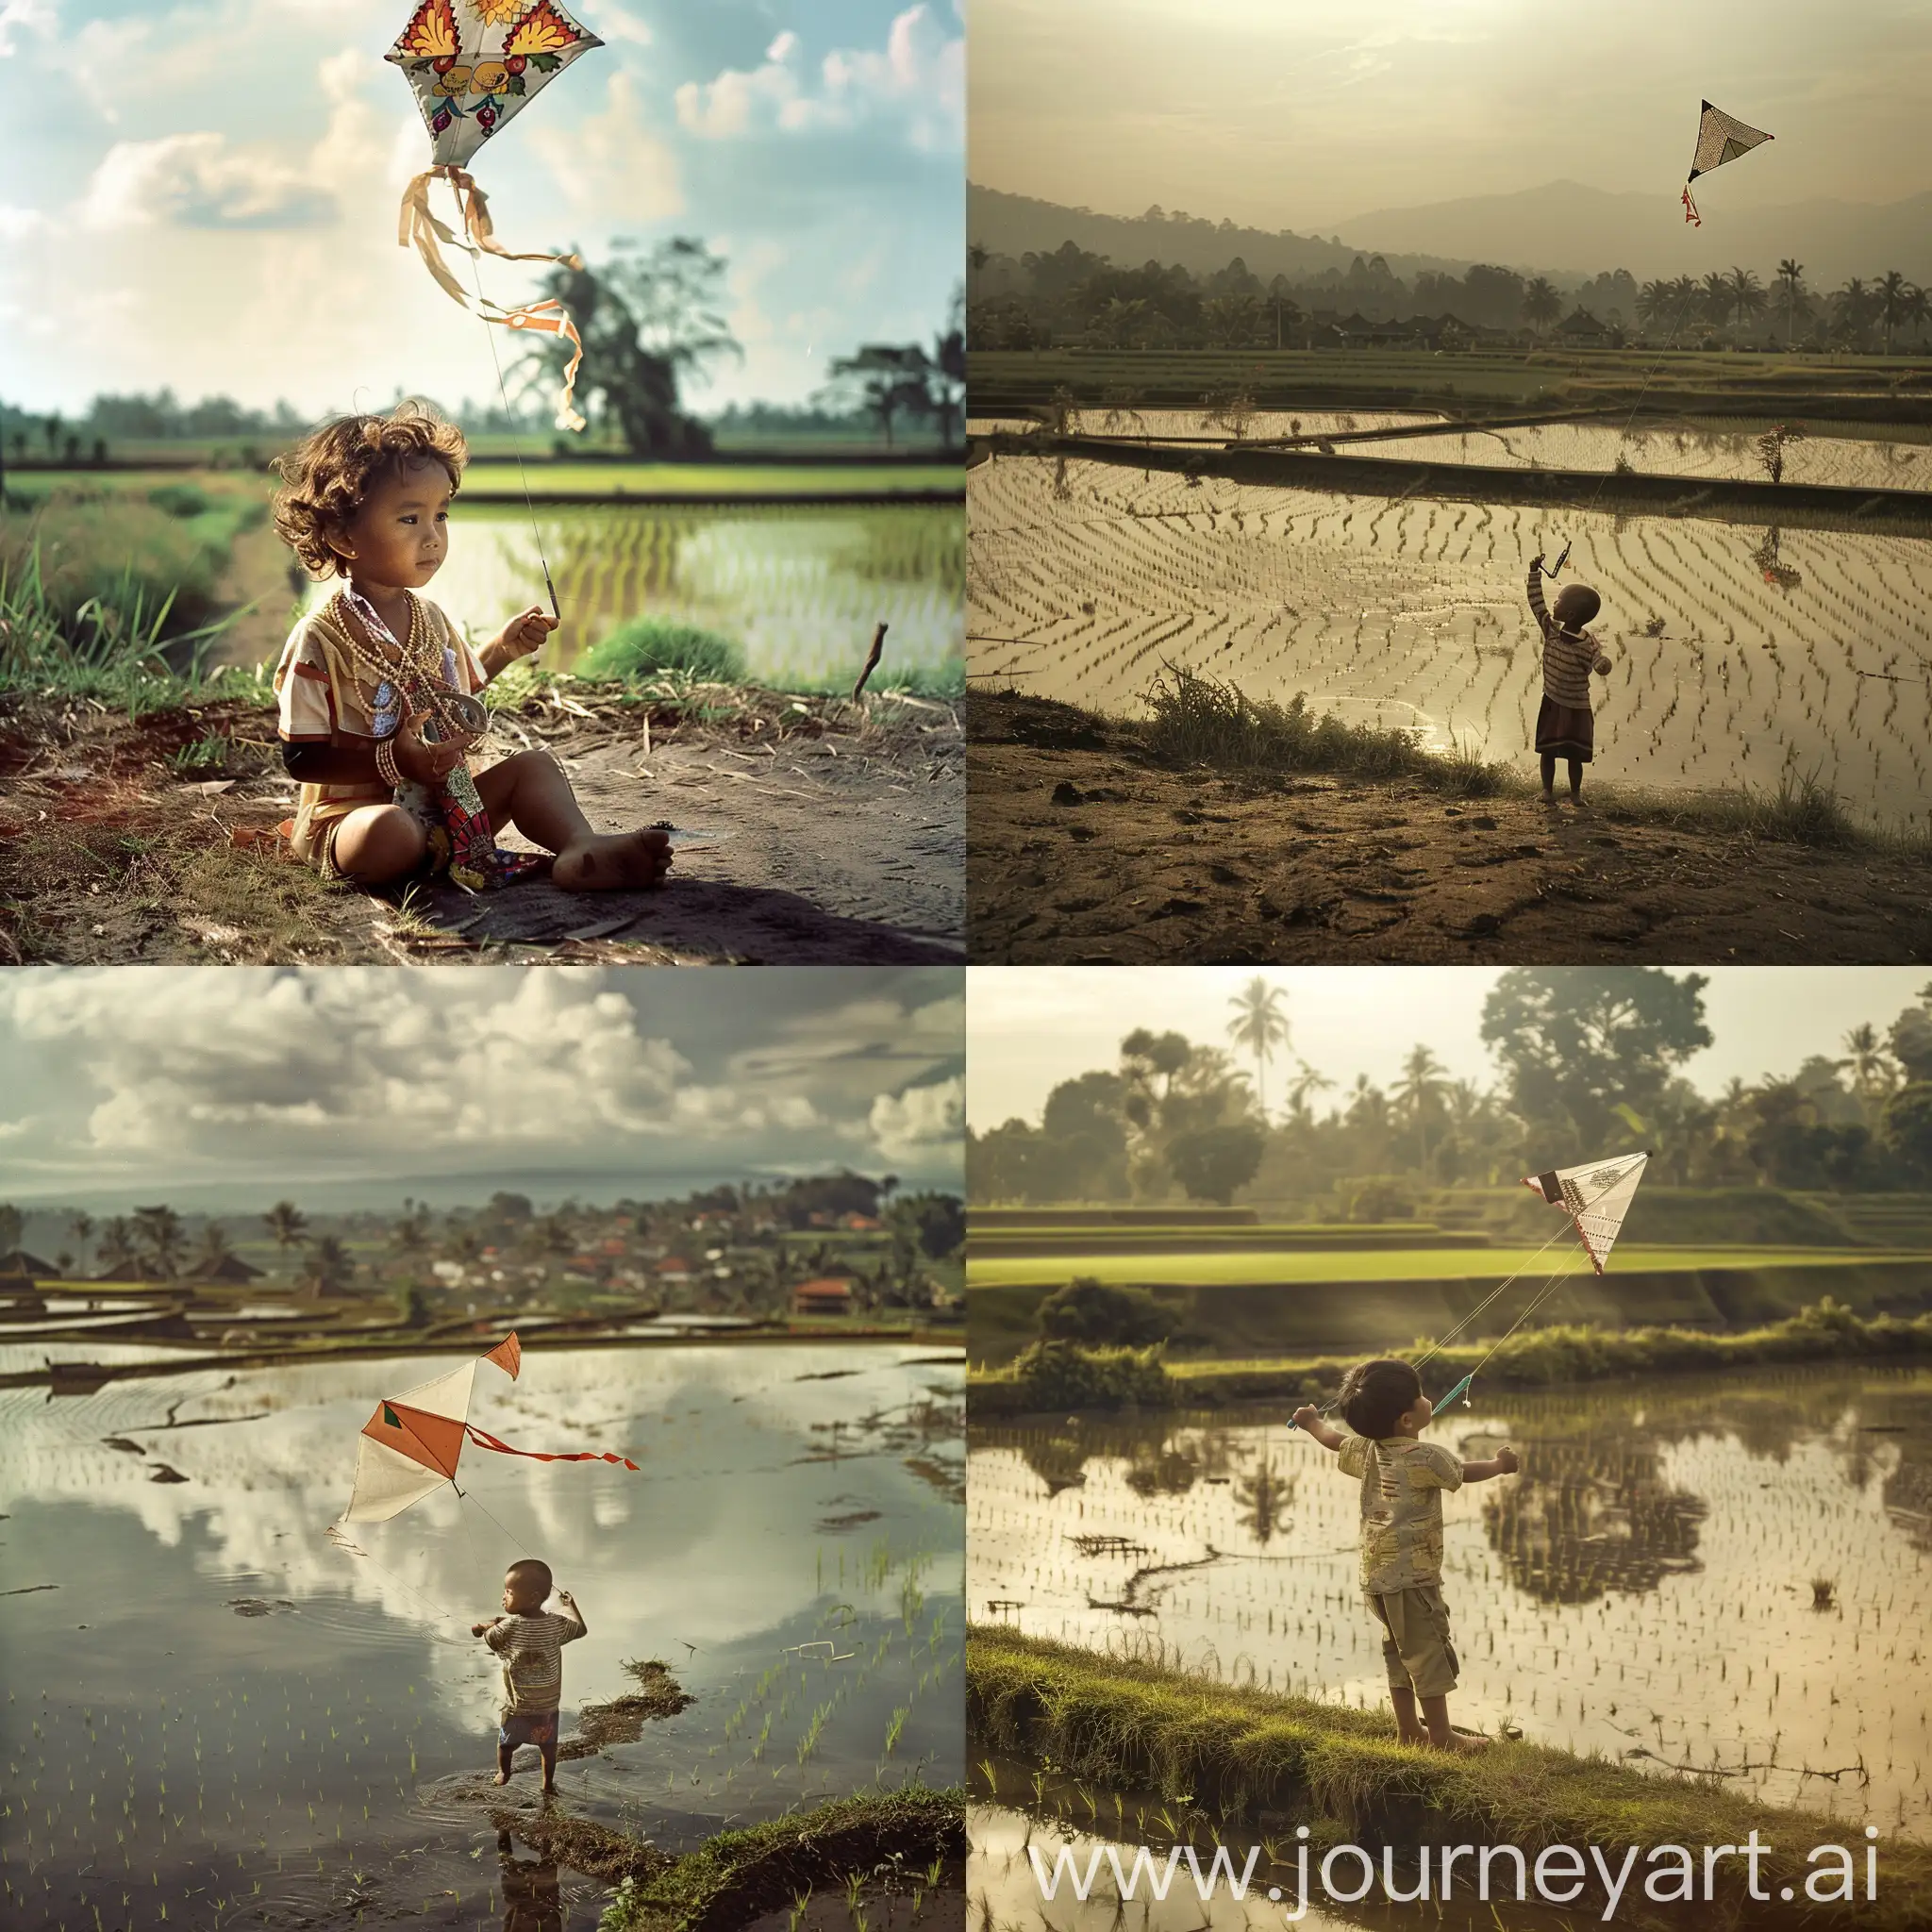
[303,1235,353,1295]
[1286,1059,1336,1122]
[1840,1024,1895,1110]
[67,1211,94,1271]
[1833,278,1874,351]
[132,1205,187,1280]
[1726,266,1766,337]
[0,1202,22,1257]
[1775,258,1807,345]
[263,1201,308,1255]
[1523,278,1561,336]
[1700,270,1733,337]
[1876,270,1912,355]
[1225,978,1291,1119]
[1903,282,1932,349]
[1635,278,1676,333]
[191,1222,235,1279]
[1391,1045,1450,1172]
[95,1216,138,1279]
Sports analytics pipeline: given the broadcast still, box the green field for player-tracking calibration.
[967,1242,1914,1290]
[969,345,1932,417]
[461,461,961,498]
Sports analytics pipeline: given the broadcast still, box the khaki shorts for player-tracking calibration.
[1368,1585,1459,1699]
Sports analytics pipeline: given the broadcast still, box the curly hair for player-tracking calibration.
[1338,1357,1424,1439]
[271,402,467,579]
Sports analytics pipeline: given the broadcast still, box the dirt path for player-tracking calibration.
[968,694,1932,963]
[1,691,962,965]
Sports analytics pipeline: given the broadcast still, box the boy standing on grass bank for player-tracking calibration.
[1294,1358,1518,1754]
[1526,554,1613,806]
[474,1559,586,1795]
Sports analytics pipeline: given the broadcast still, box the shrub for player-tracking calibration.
[576,616,745,685]
[1038,1276,1180,1347]
[1005,1339,1173,1410]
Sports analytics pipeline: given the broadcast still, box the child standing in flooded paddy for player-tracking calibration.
[1526,553,1613,806]
[1295,1357,1518,1754]
[474,1559,587,1795]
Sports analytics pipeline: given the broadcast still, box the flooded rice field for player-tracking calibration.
[304,503,965,692]
[967,1365,1932,1837]
[967,456,1932,823]
[1,1343,963,1928]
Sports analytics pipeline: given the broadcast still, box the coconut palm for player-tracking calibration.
[1225,978,1291,1119]
[1635,278,1676,332]
[1840,1023,1896,1110]
[66,1211,93,1270]
[263,1201,308,1255]
[132,1205,188,1280]
[1286,1059,1336,1122]
[1391,1045,1451,1171]
[95,1216,138,1279]
[1725,267,1767,336]
[1700,271,1733,336]
[1775,258,1808,345]
[191,1222,235,1279]
[303,1235,353,1295]
[1523,278,1562,335]
[1876,270,1913,355]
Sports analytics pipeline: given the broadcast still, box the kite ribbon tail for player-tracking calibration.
[465,1423,640,1472]
[1681,185,1702,226]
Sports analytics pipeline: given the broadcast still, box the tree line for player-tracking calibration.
[968,241,1932,355]
[968,969,1932,1208]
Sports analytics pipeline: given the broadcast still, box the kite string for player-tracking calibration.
[325,1523,464,1628]
[450,175,561,622]
[1407,1215,1584,1375]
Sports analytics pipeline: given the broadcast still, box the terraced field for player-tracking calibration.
[968,455,1932,822]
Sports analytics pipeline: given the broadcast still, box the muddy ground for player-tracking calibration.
[0,687,963,965]
[968,693,1932,964]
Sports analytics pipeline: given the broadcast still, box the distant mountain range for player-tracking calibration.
[972,181,1932,290]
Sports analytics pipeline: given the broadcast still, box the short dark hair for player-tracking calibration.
[1553,582,1601,629]
[271,401,467,579]
[1339,1357,1423,1439]
[506,1558,552,1599]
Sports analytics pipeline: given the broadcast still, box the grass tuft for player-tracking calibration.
[576,617,748,686]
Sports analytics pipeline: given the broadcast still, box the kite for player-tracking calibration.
[1293,1150,1650,1432]
[1683,102,1774,226]
[342,1332,639,1524]
[387,0,605,431]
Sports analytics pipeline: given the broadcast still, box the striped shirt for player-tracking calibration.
[1337,1435,1464,1596]
[484,1609,584,1716]
[1526,565,1607,708]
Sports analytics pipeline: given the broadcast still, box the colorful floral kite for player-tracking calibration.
[342,1332,640,1524]
[387,0,604,428]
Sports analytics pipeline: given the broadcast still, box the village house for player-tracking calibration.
[792,1276,856,1318]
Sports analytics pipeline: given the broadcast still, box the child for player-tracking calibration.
[270,403,674,891]
[472,1559,586,1794]
[1526,553,1613,806]
[1293,1358,1518,1753]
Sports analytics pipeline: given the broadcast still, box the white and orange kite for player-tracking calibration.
[343,1332,638,1523]
[387,0,604,429]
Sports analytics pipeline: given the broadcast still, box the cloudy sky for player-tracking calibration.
[970,0,1932,229]
[0,966,964,1207]
[0,0,962,417]
[969,967,1931,1129]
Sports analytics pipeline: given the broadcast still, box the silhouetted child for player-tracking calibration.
[1526,554,1613,805]
[270,402,673,891]
[1294,1358,1518,1753]
[472,1559,586,1794]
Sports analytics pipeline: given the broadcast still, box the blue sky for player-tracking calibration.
[0,0,962,415]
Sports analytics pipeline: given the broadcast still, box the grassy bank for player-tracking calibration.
[968,1301,1932,1416]
[978,677,1923,851]
[547,1784,964,1930]
[968,1629,1931,1930]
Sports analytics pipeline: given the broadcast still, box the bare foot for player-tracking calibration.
[552,829,674,893]
[1541,791,1559,808]
[1396,1728,1428,1748]
[541,1782,558,1799]
[493,1770,511,1786]
[1438,1730,1491,1754]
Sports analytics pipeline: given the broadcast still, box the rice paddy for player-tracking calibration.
[967,451,1932,824]
[966,1363,1932,1838]
[0,1342,964,1927]
[302,502,965,692]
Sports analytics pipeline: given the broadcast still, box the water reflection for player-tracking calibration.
[0,1344,964,1926]
[967,1365,1931,1834]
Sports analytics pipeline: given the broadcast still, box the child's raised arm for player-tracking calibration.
[556,1589,588,1635]
[1291,1407,1345,1453]
[1461,1445,1520,1483]
[479,607,559,681]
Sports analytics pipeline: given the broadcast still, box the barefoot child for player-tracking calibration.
[1294,1358,1518,1753]
[270,403,674,891]
[472,1559,586,1794]
[1526,554,1613,805]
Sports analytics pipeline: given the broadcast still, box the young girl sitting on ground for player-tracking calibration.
[1526,553,1613,806]
[270,403,673,891]
[1294,1358,1519,1753]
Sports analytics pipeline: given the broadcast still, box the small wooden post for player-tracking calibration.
[851,621,889,701]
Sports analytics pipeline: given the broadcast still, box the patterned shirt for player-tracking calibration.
[484,1609,584,1716]
[1526,564,1607,708]
[1337,1435,1464,1596]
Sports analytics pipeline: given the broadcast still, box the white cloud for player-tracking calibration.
[0,0,54,58]
[81,131,338,231]
[869,1075,963,1165]
[675,5,962,151]
[578,0,652,46]
[530,66,682,220]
